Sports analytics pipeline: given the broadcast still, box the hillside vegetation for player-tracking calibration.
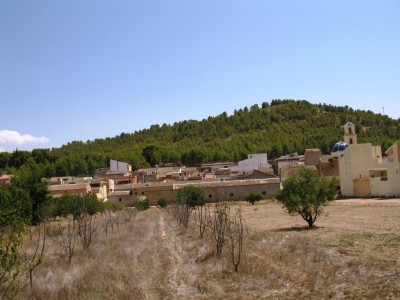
[1,100,399,177]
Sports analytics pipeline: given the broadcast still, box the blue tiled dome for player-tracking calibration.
[332,141,348,153]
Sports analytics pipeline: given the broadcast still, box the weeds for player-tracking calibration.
[14,202,400,299]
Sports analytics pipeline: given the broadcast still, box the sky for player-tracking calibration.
[1,0,399,152]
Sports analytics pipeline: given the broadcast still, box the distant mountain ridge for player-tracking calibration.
[1,100,399,176]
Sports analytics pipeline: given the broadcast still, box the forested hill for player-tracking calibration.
[1,100,400,177]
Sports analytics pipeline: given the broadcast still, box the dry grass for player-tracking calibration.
[17,200,400,299]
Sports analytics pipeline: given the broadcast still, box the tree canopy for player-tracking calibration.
[245,192,263,205]
[1,100,399,176]
[275,168,338,228]
[176,186,205,208]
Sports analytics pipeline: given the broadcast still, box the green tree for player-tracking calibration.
[276,168,338,228]
[176,186,205,208]
[46,194,103,218]
[157,198,167,208]
[0,186,31,298]
[12,170,50,225]
[244,192,263,205]
[174,186,205,228]
[142,145,159,167]
[181,149,206,166]
[135,199,150,211]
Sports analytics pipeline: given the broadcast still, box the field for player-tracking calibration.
[18,199,400,299]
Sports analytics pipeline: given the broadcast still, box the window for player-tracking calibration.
[209,194,213,198]
[370,170,388,181]
[262,191,266,195]
[119,198,122,202]
[348,127,352,134]
[230,193,234,197]
[350,138,353,144]
[141,192,145,195]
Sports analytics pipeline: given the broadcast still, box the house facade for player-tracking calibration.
[369,141,400,197]
[49,183,92,197]
[337,122,387,197]
[339,143,382,196]
[231,153,270,174]
[107,178,281,206]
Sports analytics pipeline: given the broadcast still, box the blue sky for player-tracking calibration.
[1,0,399,152]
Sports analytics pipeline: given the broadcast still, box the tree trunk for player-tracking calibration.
[307,217,314,228]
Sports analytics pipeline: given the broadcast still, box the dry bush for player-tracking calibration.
[194,204,207,239]
[206,202,229,257]
[49,217,76,264]
[20,222,46,288]
[76,213,98,250]
[15,203,400,299]
[17,208,142,299]
[227,207,246,272]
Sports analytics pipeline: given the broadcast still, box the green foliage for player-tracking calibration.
[157,198,168,208]
[244,192,263,205]
[276,168,338,228]
[46,194,105,218]
[135,199,150,211]
[1,100,399,176]
[103,201,124,212]
[142,145,159,167]
[176,186,205,208]
[12,169,50,225]
[0,186,31,298]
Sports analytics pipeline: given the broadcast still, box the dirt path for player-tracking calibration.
[130,210,200,299]
[21,202,400,299]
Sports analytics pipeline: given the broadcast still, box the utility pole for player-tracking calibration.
[382,107,385,115]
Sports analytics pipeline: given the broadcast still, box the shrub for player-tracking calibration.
[157,198,167,208]
[174,186,205,228]
[244,192,263,205]
[103,202,124,212]
[0,186,31,298]
[135,199,150,211]
[276,168,338,228]
[46,194,105,218]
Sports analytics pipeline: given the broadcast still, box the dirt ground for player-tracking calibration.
[242,199,400,261]
[19,199,400,299]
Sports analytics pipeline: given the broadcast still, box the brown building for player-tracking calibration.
[49,183,92,198]
[107,179,281,207]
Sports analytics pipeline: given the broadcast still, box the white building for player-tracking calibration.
[110,159,132,175]
[231,153,270,174]
[369,141,400,197]
[339,136,400,198]
[339,143,382,196]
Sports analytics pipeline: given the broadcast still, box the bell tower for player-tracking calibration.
[343,122,357,145]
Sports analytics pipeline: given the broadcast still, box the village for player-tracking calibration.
[3,122,395,206]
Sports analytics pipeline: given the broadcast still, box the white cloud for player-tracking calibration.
[0,130,49,146]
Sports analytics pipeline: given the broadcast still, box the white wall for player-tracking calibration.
[370,142,400,197]
[110,159,131,174]
[231,153,270,173]
[339,144,382,196]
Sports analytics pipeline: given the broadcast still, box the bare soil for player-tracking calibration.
[19,199,400,299]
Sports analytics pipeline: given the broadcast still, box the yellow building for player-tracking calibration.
[370,141,400,197]
[338,122,400,197]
